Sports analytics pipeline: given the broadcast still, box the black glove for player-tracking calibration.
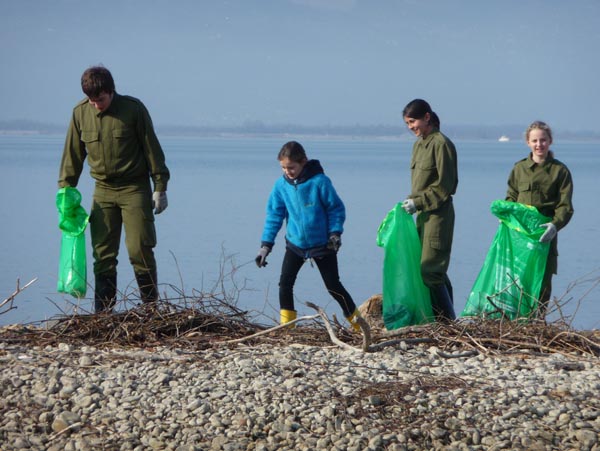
[255,246,271,267]
[327,234,342,252]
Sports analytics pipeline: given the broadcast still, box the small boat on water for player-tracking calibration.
[498,135,510,142]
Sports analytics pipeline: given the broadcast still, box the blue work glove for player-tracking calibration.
[255,246,271,268]
[402,198,416,215]
[539,223,557,243]
[152,191,168,215]
[327,234,342,252]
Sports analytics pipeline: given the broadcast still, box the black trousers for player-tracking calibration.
[279,249,356,317]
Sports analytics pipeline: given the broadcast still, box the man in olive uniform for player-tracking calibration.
[58,66,170,313]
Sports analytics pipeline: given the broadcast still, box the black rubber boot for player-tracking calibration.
[94,274,117,313]
[444,276,454,305]
[135,271,158,303]
[429,283,456,322]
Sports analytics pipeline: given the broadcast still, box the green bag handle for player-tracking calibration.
[56,187,89,236]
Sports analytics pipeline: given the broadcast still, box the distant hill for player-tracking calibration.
[0,120,64,135]
[2,119,599,141]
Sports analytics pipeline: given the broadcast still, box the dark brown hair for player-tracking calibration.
[278,141,308,162]
[81,66,115,98]
[402,98,433,120]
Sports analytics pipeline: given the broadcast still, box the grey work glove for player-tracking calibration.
[255,246,271,268]
[327,234,342,252]
[402,198,417,215]
[152,191,168,215]
[539,223,557,243]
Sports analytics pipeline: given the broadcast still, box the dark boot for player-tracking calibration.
[429,284,456,322]
[444,276,454,305]
[94,274,117,313]
[135,271,158,303]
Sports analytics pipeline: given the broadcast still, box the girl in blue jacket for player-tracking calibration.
[256,141,365,331]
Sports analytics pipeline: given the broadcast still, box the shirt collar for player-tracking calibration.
[527,151,555,168]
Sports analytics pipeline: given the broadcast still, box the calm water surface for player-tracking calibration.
[1,134,598,329]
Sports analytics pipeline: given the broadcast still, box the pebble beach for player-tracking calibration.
[1,335,599,451]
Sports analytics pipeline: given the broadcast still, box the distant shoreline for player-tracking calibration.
[2,122,600,142]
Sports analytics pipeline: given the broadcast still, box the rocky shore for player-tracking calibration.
[1,336,599,451]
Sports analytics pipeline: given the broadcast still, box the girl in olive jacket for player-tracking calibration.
[401,99,458,322]
[506,121,574,317]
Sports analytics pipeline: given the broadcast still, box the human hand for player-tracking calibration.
[152,191,168,214]
[255,246,271,268]
[327,234,342,252]
[539,223,557,243]
[402,199,416,215]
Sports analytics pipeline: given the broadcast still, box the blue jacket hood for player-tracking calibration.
[283,159,324,185]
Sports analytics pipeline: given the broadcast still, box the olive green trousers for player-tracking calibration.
[416,200,455,288]
[89,180,157,278]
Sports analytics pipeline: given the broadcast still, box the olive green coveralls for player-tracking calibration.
[58,93,170,311]
[408,129,458,320]
[506,152,574,316]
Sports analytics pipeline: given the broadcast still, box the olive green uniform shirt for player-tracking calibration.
[409,129,458,211]
[506,152,573,231]
[506,152,574,270]
[408,129,458,286]
[58,93,170,191]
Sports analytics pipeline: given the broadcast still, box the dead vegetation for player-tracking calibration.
[1,257,599,358]
[1,294,598,358]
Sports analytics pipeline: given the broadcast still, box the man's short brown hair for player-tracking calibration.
[81,66,115,98]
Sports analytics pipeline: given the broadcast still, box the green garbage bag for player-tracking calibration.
[461,200,551,320]
[377,203,434,329]
[56,187,89,298]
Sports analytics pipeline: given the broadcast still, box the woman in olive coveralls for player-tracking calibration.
[58,66,170,313]
[506,121,574,317]
[401,99,458,321]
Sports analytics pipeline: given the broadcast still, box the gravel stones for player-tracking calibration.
[0,340,599,450]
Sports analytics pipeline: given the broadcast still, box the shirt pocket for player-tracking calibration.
[81,130,101,161]
[81,130,99,144]
[413,153,437,187]
[517,181,532,204]
[111,127,135,161]
[415,154,436,171]
[112,127,134,149]
[112,128,133,140]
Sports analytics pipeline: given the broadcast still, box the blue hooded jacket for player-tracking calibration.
[261,160,345,258]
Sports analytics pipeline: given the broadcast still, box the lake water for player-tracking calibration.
[1,134,599,329]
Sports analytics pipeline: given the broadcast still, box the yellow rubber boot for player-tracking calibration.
[346,309,363,333]
[280,309,297,326]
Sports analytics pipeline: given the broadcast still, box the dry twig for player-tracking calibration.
[1,278,37,315]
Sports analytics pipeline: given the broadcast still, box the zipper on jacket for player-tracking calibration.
[294,180,311,253]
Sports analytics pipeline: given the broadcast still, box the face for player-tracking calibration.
[88,92,114,112]
[404,113,431,138]
[527,128,551,162]
[279,157,306,180]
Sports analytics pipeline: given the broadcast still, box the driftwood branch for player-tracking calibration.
[221,314,320,344]
[1,278,38,315]
[306,302,371,352]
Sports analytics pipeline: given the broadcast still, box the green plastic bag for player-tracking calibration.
[461,200,551,320]
[377,203,434,329]
[56,187,89,298]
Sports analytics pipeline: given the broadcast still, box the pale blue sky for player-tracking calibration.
[2,0,599,131]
